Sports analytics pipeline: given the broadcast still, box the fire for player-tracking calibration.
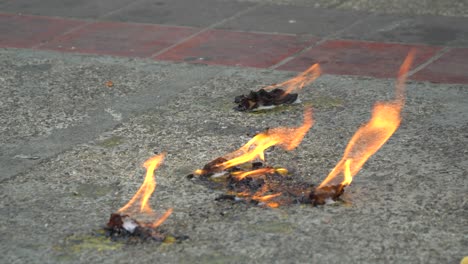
[231,167,288,180]
[118,153,172,228]
[264,63,321,95]
[193,107,313,208]
[251,183,282,208]
[317,50,415,189]
[217,106,314,170]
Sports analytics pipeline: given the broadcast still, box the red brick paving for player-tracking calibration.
[41,21,199,58]
[411,48,468,84]
[0,13,85,48]
[278,40,442,79]
[155,29,318,68]
[0,12,466,84]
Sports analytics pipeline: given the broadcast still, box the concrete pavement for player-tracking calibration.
[0,1,467,263]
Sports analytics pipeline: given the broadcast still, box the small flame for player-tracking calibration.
[264,63,321,95]
[149,208,173,229]
[118,153,172,228]
[253,193,282,202]
[317,50,415,189]
[217,107,314,170]
[251,183,282,208]
[231,168,275,180]
[231,167,287,180]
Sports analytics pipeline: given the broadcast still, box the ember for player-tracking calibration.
[234,63,321,111]
[105,154,173,242]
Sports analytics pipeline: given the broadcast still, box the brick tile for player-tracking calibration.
[340,14,468,47]
[278,40,441,78]
[0,13,85,48]
[411,48,468,84]
[107,0,254,27]
[155,29,318,68]
[0,0,133,19]
[41,21,198,57]
[218,5,366,36]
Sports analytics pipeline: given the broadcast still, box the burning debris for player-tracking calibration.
[105,154,174,242]
[106,213,168,242]
[192,159,317,207]
[102,51,415,245]
[192,51,415,207]
[311,50,415,204]
[189,107,317,207]
[234,63,321,111]
[234,88,299,111]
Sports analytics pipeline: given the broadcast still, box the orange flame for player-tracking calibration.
[231,167,287,180]
[218,107,313,170]
[231,168,275,180]
[317,50,415,189]
[118,153,172,228]
[264,63,321,95]
[253,193,282,203]
[251,183,282,208]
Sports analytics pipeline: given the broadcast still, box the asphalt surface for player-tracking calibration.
[0,1,467,263]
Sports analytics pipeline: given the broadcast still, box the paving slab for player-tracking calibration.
[0,13,85,48]
[411,48,468,84]
[40,21,199,58]
[0,0,134,19]
[105,0,255,27]
[278,40,441,78]
[237,0,468,17]
[1,49,467,264]
[339,13,468,46]
[338,0,468,17]
[217,5,367,36]
[155,29,318,68]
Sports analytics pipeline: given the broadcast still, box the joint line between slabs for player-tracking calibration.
[99,0,148,19]
[269,13,374,70]
[408,46,451,77]
[149,3,264,59]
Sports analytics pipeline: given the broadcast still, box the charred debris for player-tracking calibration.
[187,158,348,207]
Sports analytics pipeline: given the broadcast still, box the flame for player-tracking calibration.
[231,168,275,180]
[218,107,313,170]
[253,193,282,203]
[317,50,415,189]
[251,183,282,208]
[118,153,172,227]
[264,63,321,95]
[150,208,173,228]
[231,167,287,180]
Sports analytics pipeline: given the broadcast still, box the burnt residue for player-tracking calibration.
[105,213,165,242]
[188,160,338,207]
[309,184,347,205]
[234,88,298,111]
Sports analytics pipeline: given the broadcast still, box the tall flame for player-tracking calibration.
[218,107,314,170]
[317,50,415,189]
[118,153,172,228]
[264,63,321,95]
